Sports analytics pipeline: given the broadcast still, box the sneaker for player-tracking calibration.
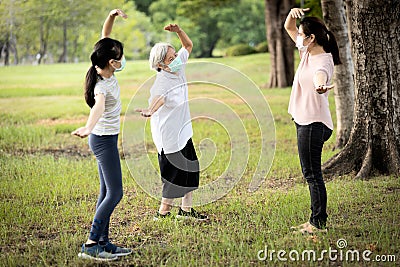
[153,211,172,221]
[291,222,327,234]
[176,208,208,221]
[101,242,132,257]
[78,243,118,261]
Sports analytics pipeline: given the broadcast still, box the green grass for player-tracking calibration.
[0,53,399,266]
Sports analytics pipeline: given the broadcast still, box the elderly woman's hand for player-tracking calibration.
[164,24,182,33]
[135,108,152,117]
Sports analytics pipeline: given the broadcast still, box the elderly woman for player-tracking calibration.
[136,24,208,221]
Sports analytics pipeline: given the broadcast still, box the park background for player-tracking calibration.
[1,0,399,266]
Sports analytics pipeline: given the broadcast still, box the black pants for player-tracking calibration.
[295,122,332,229]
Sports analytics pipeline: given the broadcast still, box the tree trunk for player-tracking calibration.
[4,39,10,66]
[264,0,295,88]
[321,0,354,149]
[344,0,353,46]
[199,36,219,58]
[58,21,68,63]
[38,17,48,65]
[323,0,400,179]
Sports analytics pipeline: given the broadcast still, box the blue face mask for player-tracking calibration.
[167,56,183,73]
[114,56,126,72]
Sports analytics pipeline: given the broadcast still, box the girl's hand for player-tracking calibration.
[316,84,334,94]
[109,9,128,19]
[289,8,310,19]
[135,108,152,117]
[71,127,91,138]
[164,24,181,33]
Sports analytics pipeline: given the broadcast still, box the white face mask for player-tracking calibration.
[296,35,309,51]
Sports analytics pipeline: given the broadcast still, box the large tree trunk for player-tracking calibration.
[323,0,400,179]
[264,0,295,88]
[321,0,354,149]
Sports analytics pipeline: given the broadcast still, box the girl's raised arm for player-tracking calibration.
[102,9,128,39]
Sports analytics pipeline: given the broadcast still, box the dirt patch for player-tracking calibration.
[8,145,92,159]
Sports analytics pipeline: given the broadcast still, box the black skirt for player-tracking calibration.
[158,138,199,198]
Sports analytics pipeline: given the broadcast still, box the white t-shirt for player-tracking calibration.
[92,75,121,135]
[149,48,193,154]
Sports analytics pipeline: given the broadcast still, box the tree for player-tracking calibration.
[0,0,20,65]
[321,0,354,149]
[130,0,153,15]
[216,0,266,49]
[148,0,235,58]
[323,0,400,179]
[177,0,235,58]
[264,0,295,88]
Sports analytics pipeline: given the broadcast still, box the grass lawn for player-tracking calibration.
[0,53,399,266]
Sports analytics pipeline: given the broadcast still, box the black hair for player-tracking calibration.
[300,17,342,65]
[85,38,124,108]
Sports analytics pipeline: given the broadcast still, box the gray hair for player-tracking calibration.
[149,42,175,71]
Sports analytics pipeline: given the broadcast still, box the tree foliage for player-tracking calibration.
[1,0,267,64]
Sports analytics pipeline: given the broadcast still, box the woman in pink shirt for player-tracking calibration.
[284,8,341,234]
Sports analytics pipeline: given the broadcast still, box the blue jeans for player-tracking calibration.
[295,122,332,229]
[88,134,123,243]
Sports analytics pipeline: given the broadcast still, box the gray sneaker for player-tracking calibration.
[78,243,118,261]
[101,242,132,257]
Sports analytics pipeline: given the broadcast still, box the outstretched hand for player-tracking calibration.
[109,9,128,19]
[316,84,335,94]
[289,8,310,19]
[164,24,181,33]
[135,108,152,117]
[71,127,91,138]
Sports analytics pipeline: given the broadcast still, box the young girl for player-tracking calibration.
[136,24,208,221]
[284,8,341,234]
[72,9,132,261]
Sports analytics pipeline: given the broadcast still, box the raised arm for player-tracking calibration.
[284,8,310,42]
[102,9,128,39]
[164,24,193,54]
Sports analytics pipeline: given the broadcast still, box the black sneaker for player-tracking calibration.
[153,211,172,221]
[176,208,208,221]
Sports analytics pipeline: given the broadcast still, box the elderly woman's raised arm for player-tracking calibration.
[164,24,193,54]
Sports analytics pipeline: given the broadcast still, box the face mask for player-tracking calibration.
[113,56,126,72]
[296,35,309,51]
[167,56,183,73]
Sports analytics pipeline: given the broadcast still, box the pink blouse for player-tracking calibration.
[288,50,334,130]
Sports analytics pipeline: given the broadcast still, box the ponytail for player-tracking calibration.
[85,65,98,108]
[326,31,341,65]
